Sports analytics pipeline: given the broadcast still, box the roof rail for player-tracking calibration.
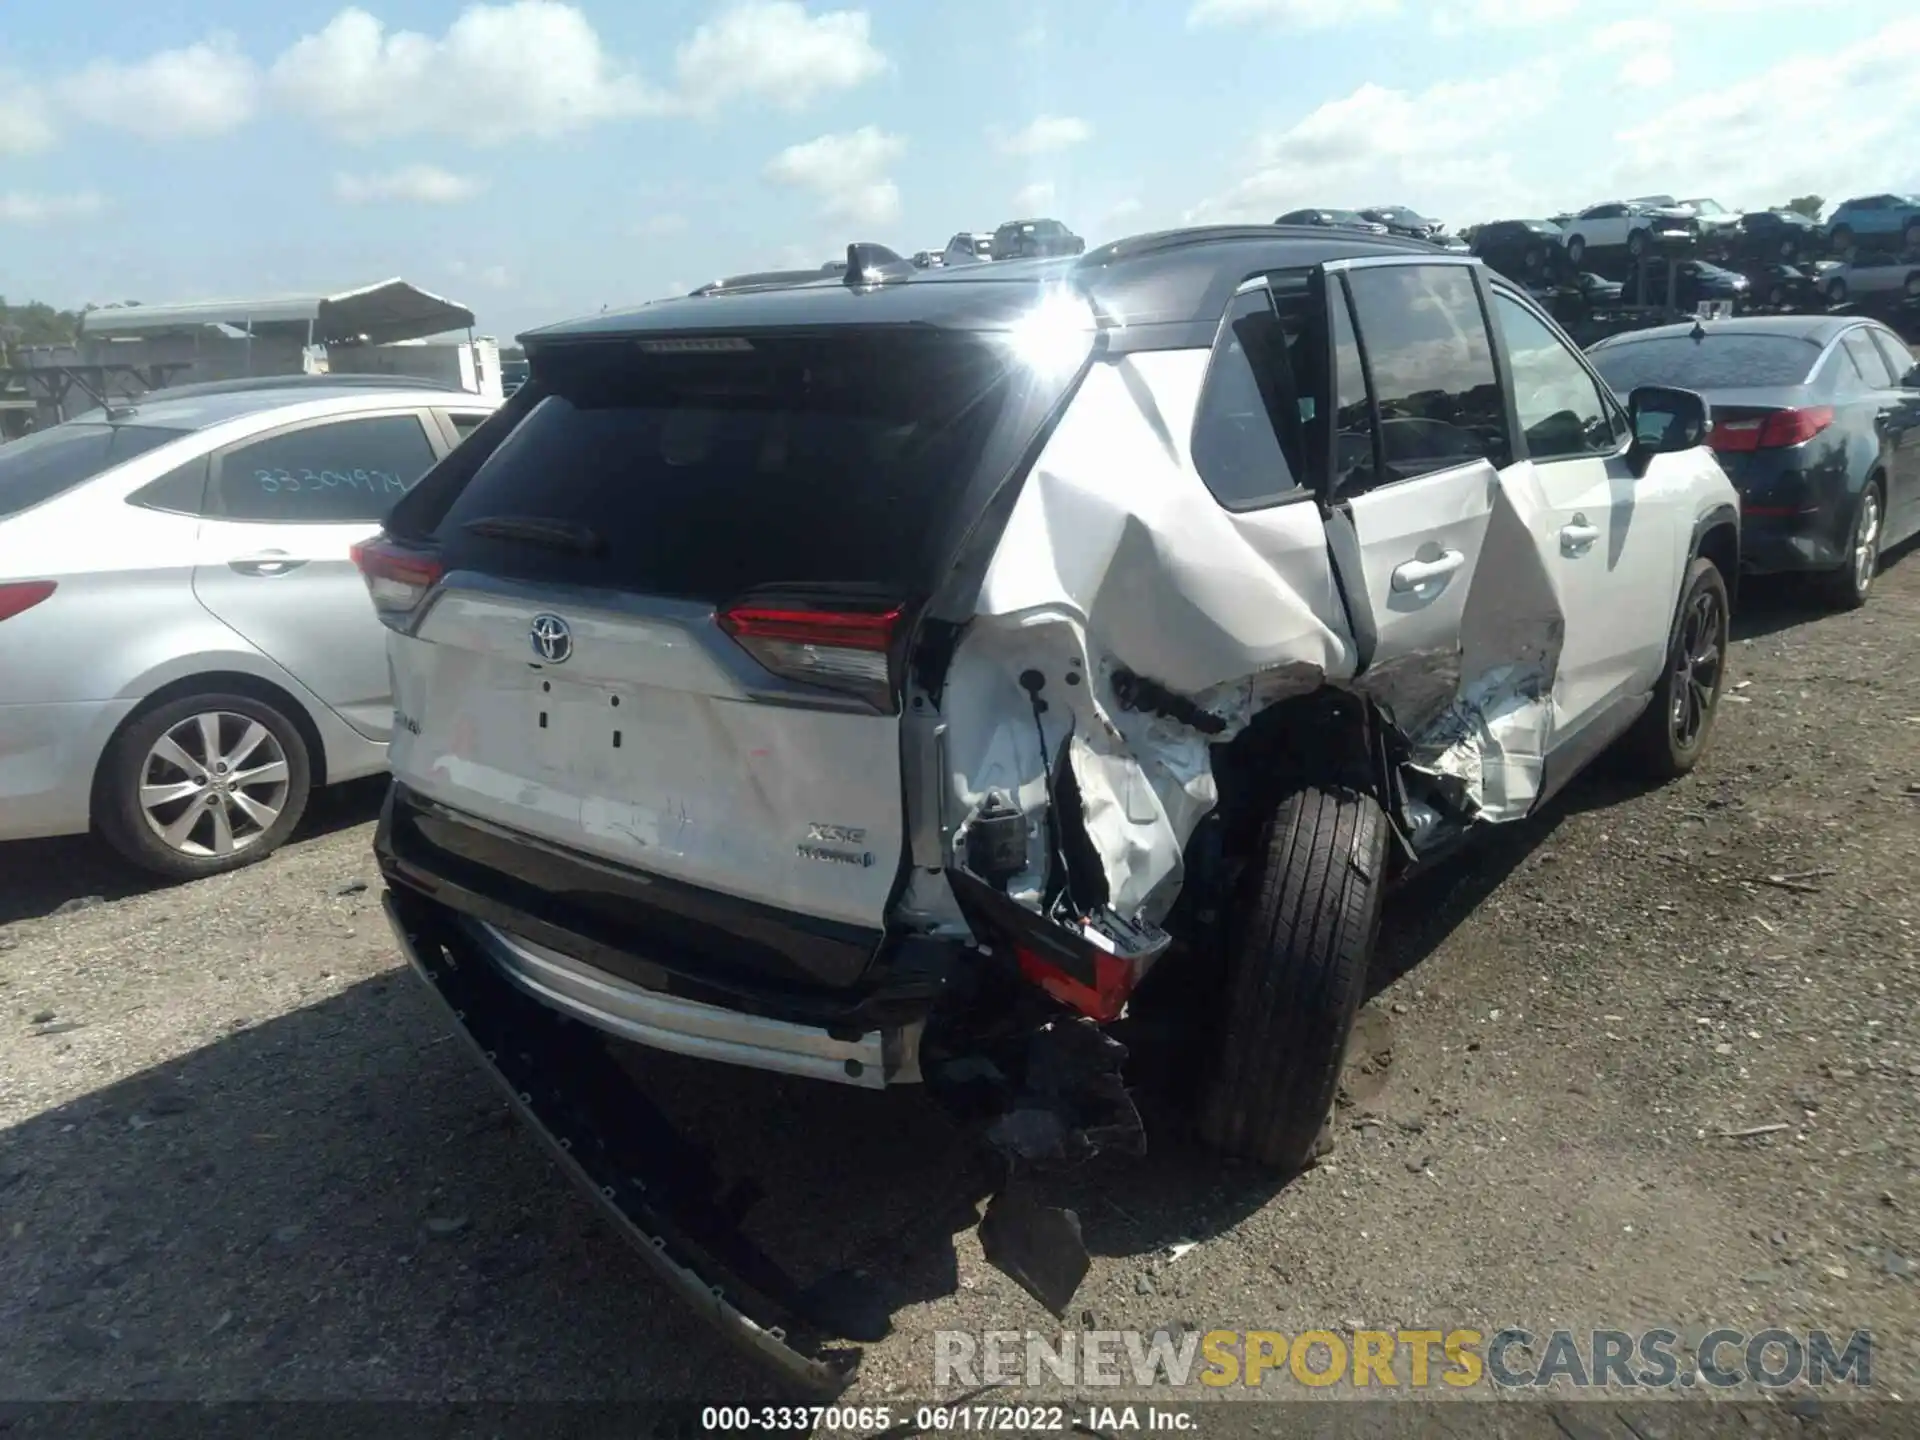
[1078,223,1466,268]
[142,373,469,401]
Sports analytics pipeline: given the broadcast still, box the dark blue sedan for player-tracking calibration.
[1588,316,1920,609]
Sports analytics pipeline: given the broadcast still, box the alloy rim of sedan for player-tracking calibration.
[1855,488,1882,596]
[139,711,291,858]
[1670,586,1725,751]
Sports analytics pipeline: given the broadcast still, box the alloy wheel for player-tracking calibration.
[1669,586,1725,751]
[138,710,291,858]
[1853,487,1882,599]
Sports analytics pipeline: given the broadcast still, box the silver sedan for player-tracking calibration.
[0,378,497,877]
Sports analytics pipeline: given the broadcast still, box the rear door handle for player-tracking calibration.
[1560,519,1601,550]
[1389,549,1466,592]
[229,551,307,577]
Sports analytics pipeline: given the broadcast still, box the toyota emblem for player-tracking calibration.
[529,613,573,664]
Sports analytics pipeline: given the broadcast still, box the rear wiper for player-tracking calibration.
[460,515,605,555]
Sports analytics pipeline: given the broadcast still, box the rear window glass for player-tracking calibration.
[1588,334,1820,392]
[0,423,182,519]
[434,334,1018,603]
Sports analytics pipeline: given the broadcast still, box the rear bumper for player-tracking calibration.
[0,698,135,843]
[463,918,899,1088]
[382,887,856,1392]
[1740,509,1855,574]
[374,783,955,1076]
[1726,453,1857,576]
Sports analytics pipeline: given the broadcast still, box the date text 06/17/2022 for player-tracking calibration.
[699,1405,1197,1432]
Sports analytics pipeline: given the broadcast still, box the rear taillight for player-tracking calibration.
[717,601,903,709]
[0,580,56,624]
[1757,406,1834,448]
[1710,406,1834,453]
[1014,943,1146,1024]
[350,536,444,629]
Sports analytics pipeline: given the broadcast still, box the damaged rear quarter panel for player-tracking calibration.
[938,349,1358,923]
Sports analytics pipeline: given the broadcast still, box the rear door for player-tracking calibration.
[192,410,447,740]
[1316,256,1567,819]
[385,331,1026,936]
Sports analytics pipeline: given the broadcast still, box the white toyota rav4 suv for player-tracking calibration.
[361,228,1738,1385]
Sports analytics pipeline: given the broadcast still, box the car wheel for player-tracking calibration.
[1767,284,1786,308]
[1628,228,1649,259]
[1622,556,1730,781]
[1905,220,1920,252]
[1779,237,1798,262]
[1905,273,1920,299]
[1565,236,1585,266]
[1816,478,1884,612]
[95,692,313,880]
[1195,785,1387,1173]
[1827,278,1848,305]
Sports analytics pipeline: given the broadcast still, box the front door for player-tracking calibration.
[191,410,446,741]
[1486,286,1682,733]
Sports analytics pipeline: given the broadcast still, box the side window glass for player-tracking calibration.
[1342,264,1507,483]
[1328,281,1375,493]
[126,455,210,515]
[215,415,440,524]
[1871,329,1915,384]
[1842,330,1897,387]
[448,412,489,442]
[1190,288,1305,510]
[1492,292,1617,461]
[1822,343,1866,397]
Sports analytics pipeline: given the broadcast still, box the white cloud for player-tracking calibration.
[0,81,57,155]
[1432,0,1574,32]
[271,2,671,143]
[59,35,259,138]
[1591,19,1675,88]
[1188,63,1562,226]
[1013,181,1057,213]
[0,190,108,224]
[764,125,903,227]
[334,165,485,204]
[631,212,690,238]
[992,114,1093,156]
[673,2,887,114]
[1606,16,1920,208]
[1188,0,1397,29]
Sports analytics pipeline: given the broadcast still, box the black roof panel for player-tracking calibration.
[523,226,1460,350]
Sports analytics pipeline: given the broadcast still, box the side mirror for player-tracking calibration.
[1904,364,1920,389]
[1626,384,1710,474]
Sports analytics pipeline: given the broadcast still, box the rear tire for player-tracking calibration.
[1565,235,1585,265]
[96,691,313,881]
[1621,556,1730,781]
[1195,786,1387,1173]
[1815,479,1883,612]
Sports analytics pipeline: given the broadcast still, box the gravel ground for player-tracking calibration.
[3,542,1919,1433]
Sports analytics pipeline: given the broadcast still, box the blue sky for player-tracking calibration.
[2,0,1915,339]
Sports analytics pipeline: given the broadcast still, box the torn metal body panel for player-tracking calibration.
[939,350,1356,932]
